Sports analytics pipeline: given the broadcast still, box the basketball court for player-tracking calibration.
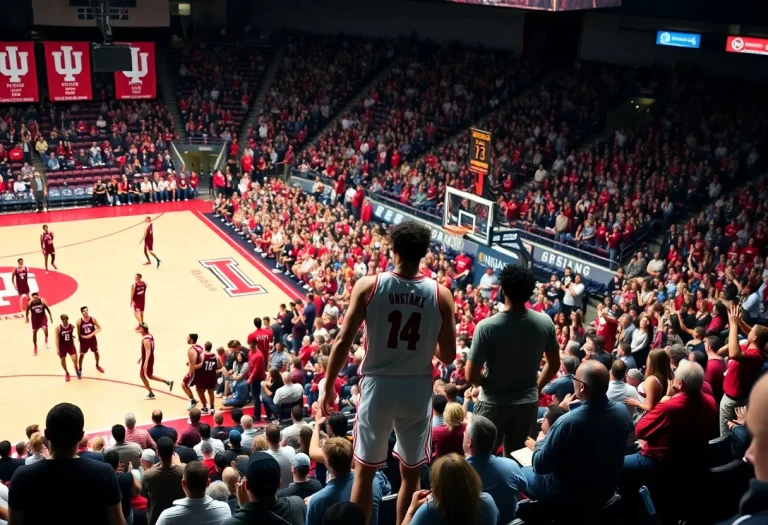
[0,202,297,441]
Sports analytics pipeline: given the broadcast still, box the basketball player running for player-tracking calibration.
[194,342,222,415]
[181,334,205,411]
[77,306,104,373]
[322,221,457,525]
[41,225,57,274]
[55,314,80,382]
[26,292,54,356]
[131,273,147,331]
[138,323,174,400]
[140,216,161,268]
[11,258,31,313]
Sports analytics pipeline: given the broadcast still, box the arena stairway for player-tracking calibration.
[236,45,286,157]
[156,42,188,141]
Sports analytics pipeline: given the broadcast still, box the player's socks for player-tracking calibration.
[186,399,198,411]
[167,380,174,391]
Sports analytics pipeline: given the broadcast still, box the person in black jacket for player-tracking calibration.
[225,452,305,525]
[0,440,24,483]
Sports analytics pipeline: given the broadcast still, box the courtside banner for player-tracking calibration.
[114,42,156,100]
[44,42,92,101]
[0,42,39,103]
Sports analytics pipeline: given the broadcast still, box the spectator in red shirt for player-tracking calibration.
[595,305,619,352]
[703,335,725,403]
[622,360,717,489]
[247,317,272,365]
[246,340,266,418]
[454,252,473,288]
[718,304,768,435]
[351,185,365,221]
[361,199,373,223]
[432,403,467,460]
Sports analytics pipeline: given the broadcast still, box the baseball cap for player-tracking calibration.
[228,429,242,444]
[141,449,156,462]
[291,453,310,469]
[245,452,281,490]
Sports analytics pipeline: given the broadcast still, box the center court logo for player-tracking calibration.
[0,267,79,319]
[199,258,266,297]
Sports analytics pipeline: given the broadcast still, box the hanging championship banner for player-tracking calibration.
[469,127,491,196]
[0,42,39,103]
[44,42,93,101]
[114,42,156,100]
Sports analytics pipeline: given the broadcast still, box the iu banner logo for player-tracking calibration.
[44,42,92,102]
[200,258,266,297]
[114,42,156,100]
[0,42,39,103]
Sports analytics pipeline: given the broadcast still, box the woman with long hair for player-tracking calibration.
[630,314,653,365]
[403,453,498,525]
[625,348,673,413]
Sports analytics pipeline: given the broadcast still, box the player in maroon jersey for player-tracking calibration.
[140,216,161,268]
[194,341,222,415]
[41,225,57,274]
[181,334,205,411]
[138,323,174,400]
[77,306,104,373]
[55,314,80,382]
[25,292,53,356]
[11,258,31,313]
[131,273,147,331]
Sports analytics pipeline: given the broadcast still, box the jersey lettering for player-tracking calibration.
[200,258,266,297]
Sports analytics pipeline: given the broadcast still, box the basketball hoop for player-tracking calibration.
[441,225,471,249]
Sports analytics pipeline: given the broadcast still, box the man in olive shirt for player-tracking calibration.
[467,265,561,455]
[142,437,186,525]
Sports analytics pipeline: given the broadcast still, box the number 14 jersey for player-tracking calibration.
[361,272,442,377]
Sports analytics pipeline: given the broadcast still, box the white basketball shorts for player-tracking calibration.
[353,374,433,469]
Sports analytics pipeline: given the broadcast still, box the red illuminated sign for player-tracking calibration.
[726,36,768,56]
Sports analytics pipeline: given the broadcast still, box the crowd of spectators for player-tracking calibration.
[291,40,541,208]
[235,33,393,181]
[175,41,270,141]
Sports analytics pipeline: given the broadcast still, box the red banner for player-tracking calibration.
[44,42,93,102]
[0,42,39,103]
[114,42,156,100]
[726,36,768,56]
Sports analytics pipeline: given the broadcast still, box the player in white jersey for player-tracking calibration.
[323,221,456,525]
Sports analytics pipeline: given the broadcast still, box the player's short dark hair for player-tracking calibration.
[189,333,198,343]
[31,292,39,297]
[80,306,88,312]
[323,502,366,525]
[199,423,211,439]
[17,258,23,263]
[204,341,212,351]
[231,407,243,424]
[136,273,142,279]
[433,394,447,415]
[328,413,348,438]
[388,221,431,264]
[111,424,126,442]
[500,265,536,305]
[184,461,210,494]
[157,437,174,460]
[61,314,68,321]
[0,441,11,458]
[189,408,201,424]
[104,450,120,469]
[214,452,227,469]
[253,317,262,328]
[45,403,84,450]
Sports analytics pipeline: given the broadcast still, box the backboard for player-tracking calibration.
[443,186,494,246]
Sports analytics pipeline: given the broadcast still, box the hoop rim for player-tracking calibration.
[442,224,472,236]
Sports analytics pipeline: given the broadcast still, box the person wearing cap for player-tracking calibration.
[307,437,382,525]
[141,449,157,470]
[154,461,231,524]
[277,453,322,499]
[224,452,305,525]
[224,430,251,465]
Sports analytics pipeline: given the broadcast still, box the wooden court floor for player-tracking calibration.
[0,203,296,441]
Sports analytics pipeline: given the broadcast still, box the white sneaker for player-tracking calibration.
[43,207,48,212]
[45,341,51,349]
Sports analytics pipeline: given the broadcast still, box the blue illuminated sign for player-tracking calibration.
[656,31,701,49]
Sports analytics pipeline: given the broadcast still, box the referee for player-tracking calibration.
[466,264,561,455]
